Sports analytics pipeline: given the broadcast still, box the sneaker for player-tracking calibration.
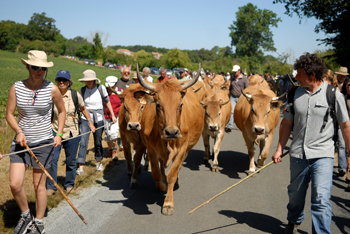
[27,220,45,234]
[338,170,346,177]
[13,213,33,234]
[76,168,84,176]
[225,127,233,133]
[96,162,104,171]
[46,189,57,196]
[284,222,301,234]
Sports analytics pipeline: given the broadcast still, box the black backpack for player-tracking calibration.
[286,84,338,143]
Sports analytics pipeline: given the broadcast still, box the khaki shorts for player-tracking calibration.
[10,138,54,169]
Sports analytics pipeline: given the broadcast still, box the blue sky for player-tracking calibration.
[0,0,329,60]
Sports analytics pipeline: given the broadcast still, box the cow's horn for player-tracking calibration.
[136,64,156,91]
[271,91,288,101]
[241,89,252,99]
[220,81,227,87]
[182,63,201,90]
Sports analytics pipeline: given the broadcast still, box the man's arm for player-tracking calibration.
[272,118,293,164]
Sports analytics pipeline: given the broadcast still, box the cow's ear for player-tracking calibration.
[219,99,230,106]
[134,91,155,104]
[270,100,283,110]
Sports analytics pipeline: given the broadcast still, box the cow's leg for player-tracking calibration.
[212,131,224,172]
[202,131,210,163]
[130,143,146,189]
[257,132,274,167]
[149,150,166,193]
[242,133,256,174]
[121,134,133,177]
[162,148,186,216]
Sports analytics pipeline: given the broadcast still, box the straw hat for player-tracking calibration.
[21,50,54,67]
[78,69,101,83]
[131,72,138,80]
[335,67,349,76]
[105,76,118,87]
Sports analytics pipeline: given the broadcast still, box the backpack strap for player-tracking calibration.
[321,85,337,143]
[285,86,298,115]
[81,86,86,99]
[71,89,79,114]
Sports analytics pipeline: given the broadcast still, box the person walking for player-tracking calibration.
[104,76,123,160]
[76,70,117,175]
[116,67,135,90]
[6,50,66,234]
[272,53,350,234]
[225,65,248,132]
[46,70,96,196]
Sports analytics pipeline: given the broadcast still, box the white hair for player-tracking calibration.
[143,67,150,73]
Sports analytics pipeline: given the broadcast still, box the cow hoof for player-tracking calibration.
[248,170,256,176]
[203,159,209,164]
[127,171,132,178]
[257,159,264,167]
[212,165,219,172]
[161,206,174,215]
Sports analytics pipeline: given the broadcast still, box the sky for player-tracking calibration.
[0,0,330,61]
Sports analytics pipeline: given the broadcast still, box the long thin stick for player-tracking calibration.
[23,143,88,225]
[188,151,289,215]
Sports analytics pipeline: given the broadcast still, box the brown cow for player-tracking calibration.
[118,83,149,188]
[234,83,285,174]
[136,64,204,215]
[200,87,231,172]
[248,74,270,88]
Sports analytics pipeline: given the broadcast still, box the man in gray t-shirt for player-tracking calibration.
[272,53,350,234]
[116,67,135,90]
[225,65,249,132]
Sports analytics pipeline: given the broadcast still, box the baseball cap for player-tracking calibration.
[55,70,73,86]
[232,65,240,72]
[179,68,185,73]
[105,76,118,87]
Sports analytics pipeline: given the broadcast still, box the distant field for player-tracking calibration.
[0,50,157,118]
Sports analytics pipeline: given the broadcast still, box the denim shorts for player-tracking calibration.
[10,138,54,169]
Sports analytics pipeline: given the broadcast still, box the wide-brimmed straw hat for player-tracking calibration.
[131,72,138,80]
[335,67,349,76]
[78,69,101,83]
[21,50,54,67]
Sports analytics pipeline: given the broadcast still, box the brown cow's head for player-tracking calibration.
[136,64,201,140]
[119,84,151,131]
[201,96,229,132]
[241,90,285,135]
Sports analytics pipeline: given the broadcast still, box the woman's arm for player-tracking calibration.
[5,84,26,146]
[79,106,96,132]
[105,101,117,123]
[51,85,66,147]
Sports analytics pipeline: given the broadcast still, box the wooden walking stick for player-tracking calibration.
[23,143,88,225]
[189,151,289,215]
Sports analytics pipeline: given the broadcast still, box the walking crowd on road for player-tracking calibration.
[0,50,349,234]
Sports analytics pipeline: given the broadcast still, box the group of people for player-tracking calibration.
[1,50,350,234]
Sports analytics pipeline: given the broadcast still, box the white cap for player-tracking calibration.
[232,65,240,72]
[292,70,297,77]
[105,76,118,87]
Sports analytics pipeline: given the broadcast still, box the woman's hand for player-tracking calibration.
[112,115,117,123]
[54,135,62,147]
[16,132,27,147]
[88,121,96,133]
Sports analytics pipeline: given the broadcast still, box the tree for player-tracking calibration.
[92,33,103,60]
[134,50,153,70]
[229,3,281,57]
[75,43,93,59]
[164,49,192,69]
[273,0,350,68]
[25,12,60,41]
[0,20,26,51]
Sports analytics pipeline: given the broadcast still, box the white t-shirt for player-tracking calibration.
[81,85,109,122]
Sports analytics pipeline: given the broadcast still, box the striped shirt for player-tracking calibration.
[15,80,53,144]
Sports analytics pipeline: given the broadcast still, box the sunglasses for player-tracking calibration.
[123,72,130,75]
[56,78,68,82]
[30,90,37,106]
[30,65,47,72]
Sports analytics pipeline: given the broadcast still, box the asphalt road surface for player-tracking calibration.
[44,120,350,234]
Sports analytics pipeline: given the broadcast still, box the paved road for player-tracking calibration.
[44,120,350,234]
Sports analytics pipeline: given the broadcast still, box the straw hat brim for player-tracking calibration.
[21,58,54,67]
[78,77,101,83]
[335,71,349,76]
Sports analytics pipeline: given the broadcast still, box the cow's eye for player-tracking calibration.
[179,102,183,109]
[156,103,161,109]
[140,105,144,111]
[251,107,255,114]
[218,112,221,116]
[205,111,209,116]
[266,110,270,115]
[124,105,127,111]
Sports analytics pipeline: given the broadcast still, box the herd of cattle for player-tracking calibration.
[116,64,286,215]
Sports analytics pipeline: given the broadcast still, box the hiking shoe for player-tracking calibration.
[96,162,104,171]
[27,220,45,234]
[46,189,57,196]
[338,170,346,177]
[225,127,233,133]
[13,213,33,234]
[284,222,301,234]
[76,168,84,176]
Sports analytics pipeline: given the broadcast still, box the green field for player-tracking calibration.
[0,50,158,118]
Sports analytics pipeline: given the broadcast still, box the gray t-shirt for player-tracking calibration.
[230,74,249,97]
[284,82,349,159]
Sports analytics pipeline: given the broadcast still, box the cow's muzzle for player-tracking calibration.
[254,127,265,135]
[163,127,182,140]
[209,124,218,131]
[127,122,141,131]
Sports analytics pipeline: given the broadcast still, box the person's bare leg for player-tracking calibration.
[33,168,47,219]
[10,163,29,212]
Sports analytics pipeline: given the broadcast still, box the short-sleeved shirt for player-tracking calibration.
[284,82,349,159]
[230,74,249,97]
[52,89,85,139]
[116,78,135,90]
[157,75,172,83]
[80,85,109,122]
[142,76,154,83]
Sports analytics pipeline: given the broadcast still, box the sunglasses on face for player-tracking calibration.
[56,78,68,82]
[123,72,130,75]
[30,65,47,72]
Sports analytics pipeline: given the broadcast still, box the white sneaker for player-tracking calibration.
[96,162,104,172]
[76,168,84,175]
